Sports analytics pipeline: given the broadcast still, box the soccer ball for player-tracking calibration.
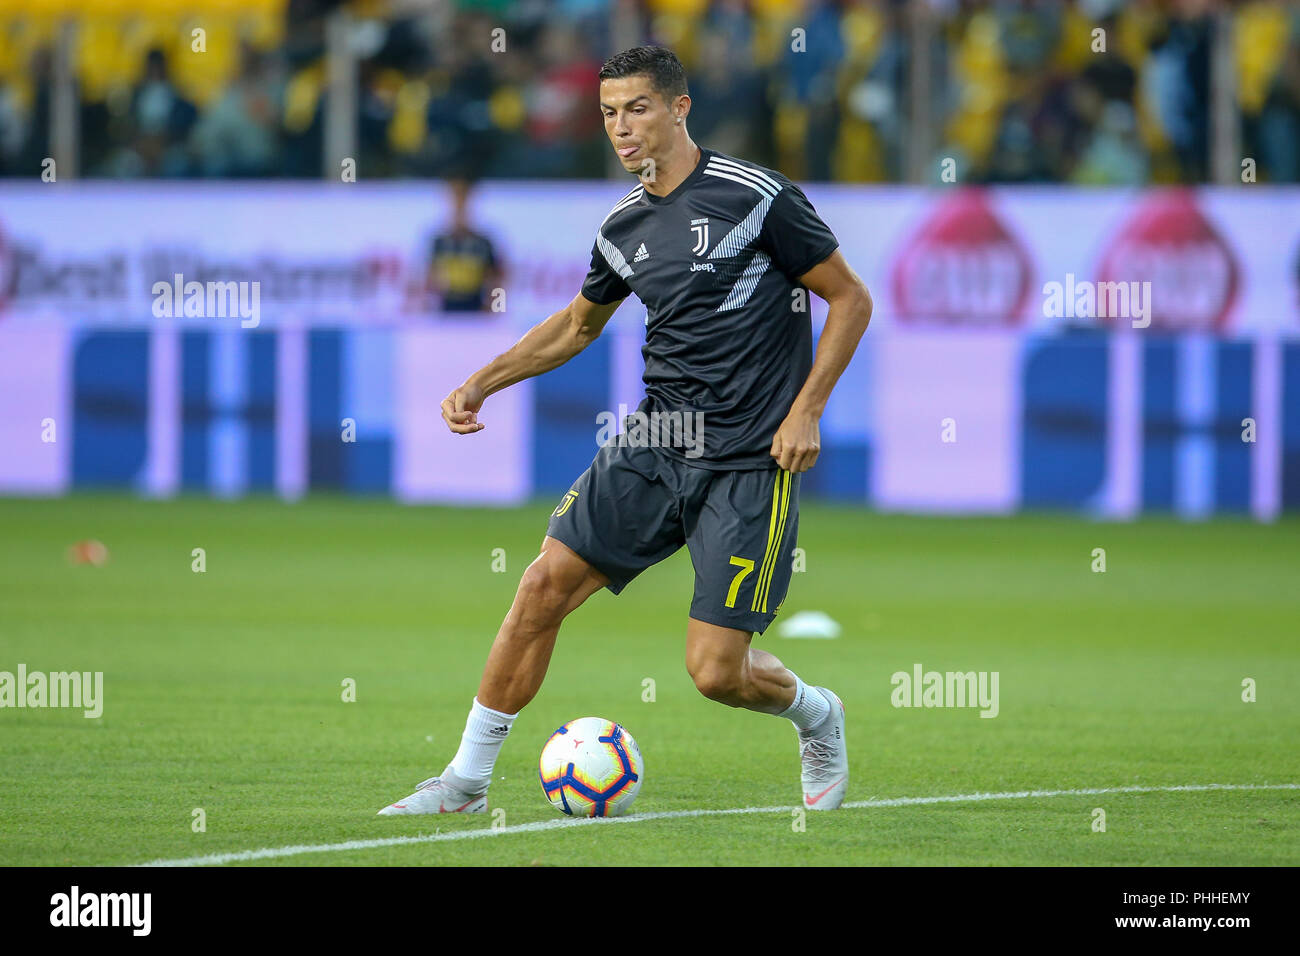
[539,717,643,817]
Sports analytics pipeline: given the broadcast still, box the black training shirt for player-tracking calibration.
[581,146,840,469]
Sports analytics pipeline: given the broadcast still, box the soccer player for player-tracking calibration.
[380,46,872,815]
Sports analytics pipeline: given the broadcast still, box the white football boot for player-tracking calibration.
[798,687,848,810]
[377,765,489,816]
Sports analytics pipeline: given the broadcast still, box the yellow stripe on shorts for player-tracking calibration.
[752,470,791,613]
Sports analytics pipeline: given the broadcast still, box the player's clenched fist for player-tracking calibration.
[769,407,821,473]
[441,382,486,434]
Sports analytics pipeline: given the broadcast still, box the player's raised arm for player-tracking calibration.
[440,292,625,435]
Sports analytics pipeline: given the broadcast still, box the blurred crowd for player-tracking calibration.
[1,0,1298,184]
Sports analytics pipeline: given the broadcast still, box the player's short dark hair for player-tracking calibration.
[598,47,689,106]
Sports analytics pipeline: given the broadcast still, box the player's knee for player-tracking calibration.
[689,664,743,705]
[514,556,579,627]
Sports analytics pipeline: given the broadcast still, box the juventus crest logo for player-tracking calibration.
[552,490,578,518]
[690,218,710,256]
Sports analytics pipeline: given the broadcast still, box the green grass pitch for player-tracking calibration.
[1,495,1296,866]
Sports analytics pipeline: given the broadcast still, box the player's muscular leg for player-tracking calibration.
[476,536,609,715]
[684,617,797,714]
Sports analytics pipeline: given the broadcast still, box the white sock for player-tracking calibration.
[449,697,518,788]
[780,676,830,732]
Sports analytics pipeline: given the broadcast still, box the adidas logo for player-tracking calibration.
[488,724,510,738]
[632,242,649,262]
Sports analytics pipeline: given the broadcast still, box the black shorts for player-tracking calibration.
[545,441,800,635]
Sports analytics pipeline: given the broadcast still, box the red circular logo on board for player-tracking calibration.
[1095,189,1239,332]
[891,189,1033,326]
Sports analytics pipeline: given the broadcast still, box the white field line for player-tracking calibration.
[134,782,1300,867]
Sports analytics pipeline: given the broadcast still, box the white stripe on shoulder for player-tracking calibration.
[704,166,778,198]
[707,156,781,193]
[597,232,634,279]
[602,186,644,225]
